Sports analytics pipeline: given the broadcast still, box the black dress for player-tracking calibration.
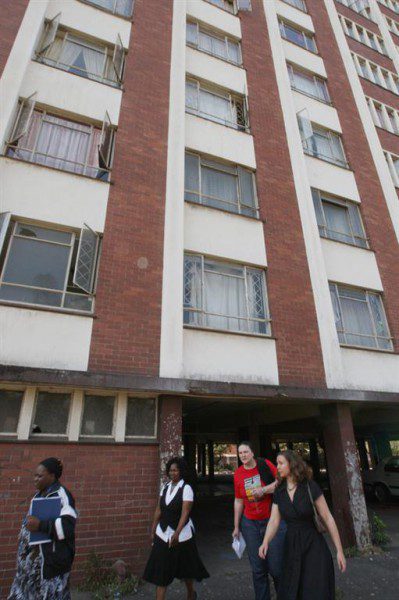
[143,482,209,587]
[273,480,335,600]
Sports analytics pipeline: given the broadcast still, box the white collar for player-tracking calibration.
[168,479,184,489]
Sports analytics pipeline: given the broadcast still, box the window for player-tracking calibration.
[299,119,348,168]
[237,0,252,9]
[287,64,330,103]
[185,152,258,217]
[206,0,236,13]
[82,0,134,17]
[312,189,368,248]
[336,0,372,19]
[184,254,271,335]
[186,22,242,65]
[0,219,100,313]
[329,283,393,350]
[31,392,71,435]
[341,17,387,54]
[6,100,114,180]
[185,79,248,130]
[80,395,115,436]
[125,398,157,438]
[374,102,385,127]
[0,390,23,434]
[279,20,317,53]
[387,108,399,133]
[353,54,399,94]
[384,149,399,185]
[384,457,399,473]
[36,17,125,88]
[282,0,307,11]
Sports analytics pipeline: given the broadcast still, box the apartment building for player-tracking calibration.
[0,0,398,590]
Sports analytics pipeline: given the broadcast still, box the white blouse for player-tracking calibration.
[155,479,195,543]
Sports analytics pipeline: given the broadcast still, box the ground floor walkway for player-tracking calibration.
[72,490,399,600]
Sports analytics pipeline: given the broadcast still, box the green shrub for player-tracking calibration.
[371,512,391,549]
[79,552,138,599]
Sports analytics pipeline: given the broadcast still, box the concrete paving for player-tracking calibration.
[72,489,399,600]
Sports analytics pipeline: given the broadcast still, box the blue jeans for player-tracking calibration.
[241,515,286,600]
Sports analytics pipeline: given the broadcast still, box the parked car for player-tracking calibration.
[363,456,399,502]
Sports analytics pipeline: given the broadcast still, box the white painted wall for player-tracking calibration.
[321,239,383,290]
[46,0,131,48]
[341,348,399,392]
[21,61,121,125]
[0,306,93,371]
[1,158,109,232]
[186,46,247,95]
[292,91,342,132]
[305,156,361,202]
[283,41,327,77]
[0,0,49,150]
[183,329,279,384]
[186,113,256,168]
[184,203,267,265]
[186,0,241,38]
[159,0,187,378]
[275,0,315,32]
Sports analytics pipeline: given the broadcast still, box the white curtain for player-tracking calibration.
[202,167,237,209]
[340,295,375,347]
[35,116,90,174]
[199,89,231,124]
[227,40,240,64]
[61,37,105,81]
[323,203,351,242]
[204,271,247,331]
[293,71,317,97]
[58,39,81,68]
[185,82,198,110]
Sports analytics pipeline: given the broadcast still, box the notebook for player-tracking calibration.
[29,496,61,545]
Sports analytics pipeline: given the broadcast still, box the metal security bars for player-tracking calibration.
[6,101,114,181]
[184,254,271,336]
[185,79,249,131]
[287,63,331,103]
[0,219,100,313]
[279,20,317,53]
[186,21,242,66]
[339,16,387,55]
[81,0,134,18]
[36,17,125,88]
[312,189,368,248]
[185,152,258,218]
[329,283,393,350]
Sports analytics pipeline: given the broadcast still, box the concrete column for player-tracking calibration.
[208,441,215,482]
[309,439,321,480]
[357,438,370,472]
[321,404,371,550]
[374,433,392,462]
[159,397,182,486]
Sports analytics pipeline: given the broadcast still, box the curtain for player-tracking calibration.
[312,131,332,160]
[186,22,198,45]
[293,71,318,97]
[330,133,345,163]
[59,38,82,69]
[199,89,231,124]
[340,293,375,347]
[13,111,42,161]
[323,202,352,243]
[186,81,198,110]
[116,0,133,16]
[35,115,90,174]
[184,153,200,202]
[61,37,105,81]
[198,32,214,54]
[45,37,64,62]
[202,166,237,210]
[204,269,247,332]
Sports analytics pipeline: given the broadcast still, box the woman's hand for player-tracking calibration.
[169,532,179,547]
[337,550,346,573]
[232,527,240,540]
[258,542,268,559]
[26,516,40,532]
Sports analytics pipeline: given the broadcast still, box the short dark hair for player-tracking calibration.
[238,441,255,453]
[165,456,189,481]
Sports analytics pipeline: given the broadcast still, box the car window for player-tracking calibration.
[384,457,399,472]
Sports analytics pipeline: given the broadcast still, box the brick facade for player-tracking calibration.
[0,442,159,597]
[0,0,28,77]
[89,0,173,375]
[239,0,326,388]
[306,1,399,351]
[346,37,394,71]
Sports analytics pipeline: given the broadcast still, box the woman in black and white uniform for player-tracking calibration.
[143,457,209,600]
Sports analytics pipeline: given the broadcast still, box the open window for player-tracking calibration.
[112,34,125,84]
[37,13,61,55]
[73,224,100,294]
[297,109,313,145]
[7,93,37,145]
[98,111,114,172]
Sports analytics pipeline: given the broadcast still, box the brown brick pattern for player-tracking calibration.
[239,0,326,387]
[89,0,173,375]
[0,0,28,77]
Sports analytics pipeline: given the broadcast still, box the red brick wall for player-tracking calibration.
[346,37,394,71]
[306,0,399,349]
[377,127,399,155]
[89,0,173,374]
[0,443,158,597]
[333,2,380,33]
[360,78,399,109]
[0,0,29,76]
[239,1,326,387]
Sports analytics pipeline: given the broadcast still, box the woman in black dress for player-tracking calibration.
[143,457,209,600]
[258,450,346,600]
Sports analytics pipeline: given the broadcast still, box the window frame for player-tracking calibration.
[302,123,349,168]
[125,397,158,440]
[185,151,259,218]
[384,149,399,186]
[312,189,369,248]
[205,0,237,14]
[0,389,24,436]
[287,63,331,104]
[329,283,393,351]
[0,219,99,314]
[80,393,117,438]
[281,0,307,12]
[183,253,272,337]
[78,0,135,19]
[279,20,317,53]
[186,21,242,66]
[30,390,73,438]
[341,16,387,55]
[353,53,399,95]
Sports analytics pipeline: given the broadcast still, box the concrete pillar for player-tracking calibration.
[159,397,182,485]
[374,433,392,462]
[321,404,371,550]
[208,441,215,481]
[357,438,370,472]
[309,439,321,480]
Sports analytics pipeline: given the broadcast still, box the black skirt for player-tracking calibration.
[143,534,209,587]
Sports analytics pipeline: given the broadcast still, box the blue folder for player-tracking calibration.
[29,497,61,545]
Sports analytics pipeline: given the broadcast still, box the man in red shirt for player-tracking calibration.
[233,441,286,600]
